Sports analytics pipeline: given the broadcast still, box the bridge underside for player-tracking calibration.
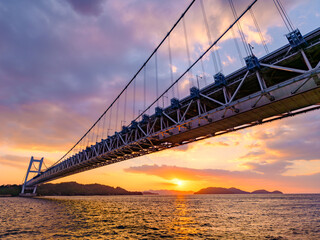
[26,28,320,187]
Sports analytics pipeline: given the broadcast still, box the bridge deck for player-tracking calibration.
[26,27,320,187]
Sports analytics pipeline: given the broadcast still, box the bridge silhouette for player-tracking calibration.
[21,0,320,195]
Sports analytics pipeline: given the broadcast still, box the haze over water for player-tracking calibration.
[1,194,320,239]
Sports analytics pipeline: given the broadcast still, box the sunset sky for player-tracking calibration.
[1,0,320,193]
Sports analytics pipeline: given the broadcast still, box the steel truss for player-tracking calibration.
[26,28,320,187]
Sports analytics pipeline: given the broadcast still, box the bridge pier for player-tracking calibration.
[20,156,43,196]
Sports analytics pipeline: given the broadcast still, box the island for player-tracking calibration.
[1,184,283,197]
[194,187,283,194]
[0,182,142,197]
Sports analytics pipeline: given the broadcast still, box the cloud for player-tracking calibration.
[0,0,319,187]
[66,0,104,17]
[0,155,28,169]
[241,112,320,162]
[125,164,320,193]
[125,164,263,182]
[204,141,230,147]
[222,55,236,66]
[243,161,293,175]
[240,150,266,159]
[0,102,90,151]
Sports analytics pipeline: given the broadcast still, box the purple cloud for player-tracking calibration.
[243,161,293,175]
[66,0,104,16]
[0,0,319,184]
[242,112,320,162]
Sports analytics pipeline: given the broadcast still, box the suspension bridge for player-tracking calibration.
[21,0,320,195]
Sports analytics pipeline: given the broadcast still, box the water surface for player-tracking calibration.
[1,194,320,239]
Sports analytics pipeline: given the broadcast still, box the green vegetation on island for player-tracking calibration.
[37,182,142,196]
[0,184,22,197]
[0,183,284,197]
[0,182,142,197]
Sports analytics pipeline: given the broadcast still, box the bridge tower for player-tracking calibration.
[20,156,44,196]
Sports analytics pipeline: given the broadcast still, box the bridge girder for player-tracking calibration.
[26,28,320,187]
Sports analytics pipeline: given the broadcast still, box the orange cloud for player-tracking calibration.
[125,164,320,193]
[0,102,90,152]
[0,155,27,169]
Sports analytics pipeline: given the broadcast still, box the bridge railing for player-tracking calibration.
[32,0,320,182]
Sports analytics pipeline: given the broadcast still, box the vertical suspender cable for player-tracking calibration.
[96,118,101,143]
[215,43,223,73]
[277,0,294,31]
[168,36,180,99]
[168,35,175,98]
[250,9,269,54]
[85,131,89,147]
[155,51,159,107]
[182,18,193,88]
[90,128,94,146]
[200,58,207,86]
[86,134,89,148]
[133,79,136,120]
[101,108,106,139]
[231,27,245,65]
[229,0,250,56]
[123,89,127,127]
[52,0,197,166]
[200,0,219,73]
[79,139,82,151]
[108,106,112,137]
[133,0,258,123]
[273,0,290,32]
[143,66,146,111]
[92,126,96,145]
[115,99,119,132]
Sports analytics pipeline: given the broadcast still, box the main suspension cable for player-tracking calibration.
[49,0,197,167]
[133,0,258,123]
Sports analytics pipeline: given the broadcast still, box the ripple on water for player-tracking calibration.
[0,195,320,239]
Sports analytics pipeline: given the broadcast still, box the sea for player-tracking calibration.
[0,194,320,239]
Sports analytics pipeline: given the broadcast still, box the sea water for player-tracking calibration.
[0,194,320,239]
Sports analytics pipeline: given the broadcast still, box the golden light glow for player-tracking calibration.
[172,178,184,187]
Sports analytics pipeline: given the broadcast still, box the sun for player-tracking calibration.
[172,178,184,187]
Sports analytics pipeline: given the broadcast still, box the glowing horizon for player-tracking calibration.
[1,0,320,194]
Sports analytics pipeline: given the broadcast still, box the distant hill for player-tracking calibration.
[142,191,159,195]
[145,190,194,195]
[0,184,22,197]
[251,189,283,194]
[0,183,283,197]
[37,182,142,196]
[195,187,283,195]
[1,182,142,197]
